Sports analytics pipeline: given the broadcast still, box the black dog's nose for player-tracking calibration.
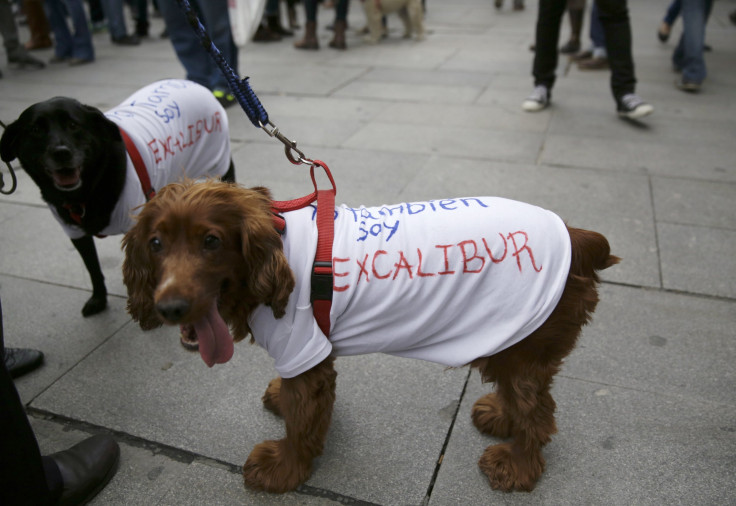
[156,299,190,323]
[50,145,73,163]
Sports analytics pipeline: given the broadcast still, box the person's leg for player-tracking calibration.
[44,0,74,59]
[99,0,128,39]
[157,0,212,87]
[595,0,635,101]
[560,0,585,54]
[196,0,238,91]
[334,0,348,21]
[663,0,681,26]
[589,2,604,50]
[329,0,348,49]
[294,0,318,49]
[674,0,706,86]
[0,298,57,506]
[135,0,149,36]
[532,0,567,90]
[23,0,53,49]
[87,0,106,24]
[65,0,96,61]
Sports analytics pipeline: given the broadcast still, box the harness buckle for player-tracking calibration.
[310,261,333,303]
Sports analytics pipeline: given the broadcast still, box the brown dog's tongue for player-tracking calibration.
[194,301,234,367]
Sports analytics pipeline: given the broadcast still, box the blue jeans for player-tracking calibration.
[673,0,711,83]
[44,0,95,60]
[157,0,237,91]
[99,0,129,39]
[663,0,681,26]
[590,2,604,50]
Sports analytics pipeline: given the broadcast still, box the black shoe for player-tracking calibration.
[50,55,71,64]
[112,34,140,46]
[69,57,94,66]
[675,77,701,93]
[5,347,44,378]
[49,434,120,506]
[559,39,580,54]
[135,20,149,37]
[8,50,45,69]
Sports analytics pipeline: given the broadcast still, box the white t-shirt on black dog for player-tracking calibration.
[249,197,572,378]
[51,79,231,239]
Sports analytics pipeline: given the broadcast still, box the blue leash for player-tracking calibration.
[174,0,313,165]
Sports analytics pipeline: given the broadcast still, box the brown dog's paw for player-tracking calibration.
[472,393,512,438]
[262,378,282,417]
[242,440,311,493]
[478,442,545,492]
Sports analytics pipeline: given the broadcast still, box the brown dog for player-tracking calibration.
[122,179,618,494]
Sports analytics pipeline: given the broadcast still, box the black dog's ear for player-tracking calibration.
[0,120,22,162]
[81,104,122,141]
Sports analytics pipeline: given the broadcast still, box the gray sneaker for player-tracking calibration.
[522,85,550,112]
[617,93,654,119]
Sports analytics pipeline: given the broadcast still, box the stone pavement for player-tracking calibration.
[1,0,735,504]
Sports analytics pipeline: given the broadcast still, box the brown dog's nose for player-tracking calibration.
[155,298,190,323]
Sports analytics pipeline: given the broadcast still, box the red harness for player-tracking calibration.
[63,127,155,233]
[271,161,336,337]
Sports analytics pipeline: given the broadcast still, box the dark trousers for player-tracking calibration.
[0,299,55,506]
[533,0,636,102]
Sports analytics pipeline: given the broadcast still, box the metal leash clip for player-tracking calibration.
[260,120,314,167]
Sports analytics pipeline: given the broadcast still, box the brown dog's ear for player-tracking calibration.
[121,214,162,330]
[0,120,22,162]
[239,189,295,318]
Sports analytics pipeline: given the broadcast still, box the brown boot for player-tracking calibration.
[23,0,52,50]
[328,19,347,50]
[294,20,319,50]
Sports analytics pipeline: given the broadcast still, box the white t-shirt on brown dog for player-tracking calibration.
[249,197,572,379]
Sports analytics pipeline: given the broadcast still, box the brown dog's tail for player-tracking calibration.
[568,227,620,280]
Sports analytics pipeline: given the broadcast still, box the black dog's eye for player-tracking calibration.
[149,237,162,253]
[29,123,45,137]
[67,120,78,131]
[203,235,221,251]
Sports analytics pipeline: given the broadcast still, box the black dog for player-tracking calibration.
[0,79,235,316]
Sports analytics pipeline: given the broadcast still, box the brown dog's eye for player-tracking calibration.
[203,235,221,251]
[149,237,162,253]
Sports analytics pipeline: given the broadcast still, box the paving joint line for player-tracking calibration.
[27,407,379,505]
[421,367,471,505]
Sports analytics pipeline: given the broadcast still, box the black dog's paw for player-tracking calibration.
[82,296,108,317]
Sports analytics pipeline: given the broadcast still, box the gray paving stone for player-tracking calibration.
[658,222,736,298]
[652,176,736,230]
[566,284,736,405]
[0,204,126,298]
[430,376,736,506]
[1,275,129,402]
